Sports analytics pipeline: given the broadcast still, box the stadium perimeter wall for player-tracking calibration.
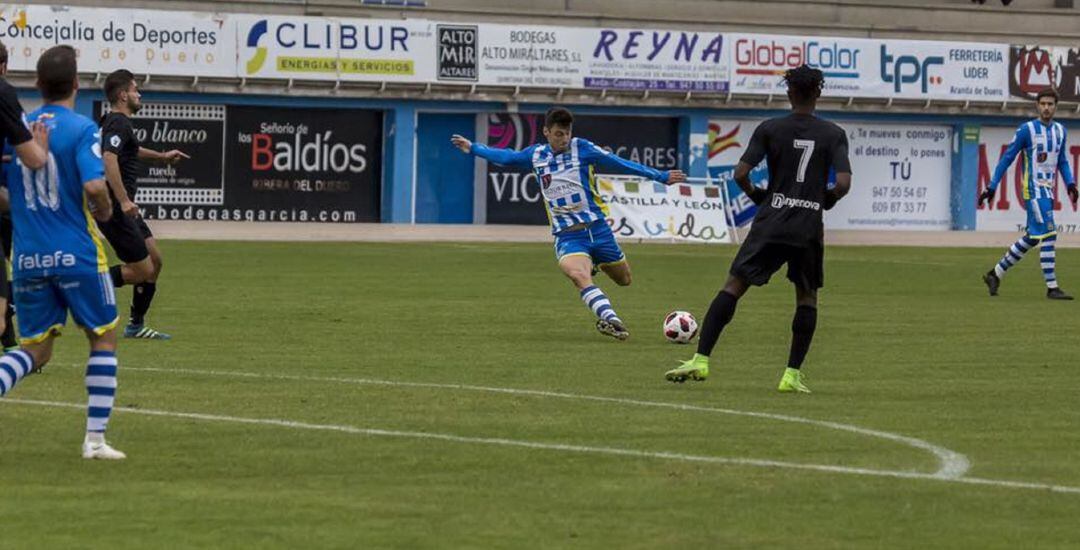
[21,86,1074,236]
[3,3,1079,238]
[147,221,1080,249]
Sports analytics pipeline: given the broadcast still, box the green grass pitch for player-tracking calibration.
[2,239,1079,548]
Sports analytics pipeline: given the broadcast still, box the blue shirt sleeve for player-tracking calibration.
[76,122,105,185]
[989,124,1028,191]
[1059,127,1075,188]
[471,143,536,168]
[577,138,669,183]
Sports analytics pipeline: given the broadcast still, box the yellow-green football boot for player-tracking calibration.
[665,353,709,383]
[777,368,811,393]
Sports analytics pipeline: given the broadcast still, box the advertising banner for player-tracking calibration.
[976,126,1080,233]
[436,23,478,82]
[1009,45,1080,103]
[95,101,226,206]
[581,27,729,92]
[598,177,732,243]
[729,35,873,97]
[144,106,382,223]
[483,113,679,225]
[829,124,953,230]
[872,39,1008,101]
[730,34,1008,101]
[706,118,767,228]
[0,5,1021,100]
[471,24,584,88]
[235,14,436,82]
[471,24,729,91]
[708,118,952,230]
[0,4,235,77]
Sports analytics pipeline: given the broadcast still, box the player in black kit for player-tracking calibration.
[0,42,50,349]
[97,69,188,340]
[665,65,852,393]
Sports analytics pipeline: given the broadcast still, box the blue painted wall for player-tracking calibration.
[415,112,475,223]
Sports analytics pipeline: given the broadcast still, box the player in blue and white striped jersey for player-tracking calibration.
[452,107,685,340]
[980,88,1078,300]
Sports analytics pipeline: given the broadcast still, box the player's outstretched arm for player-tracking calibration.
[84,179,112,222]
[733,161,766,205]
[583,139,673,183]
[138,147,189,165]
[450,134,473,153]
[452,134,534,168]
[665,170,687,184]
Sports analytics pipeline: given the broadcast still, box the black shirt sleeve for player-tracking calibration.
[0,83,32,146]
[101,115,131,156]
[831,128,852,174]
[739,122,768,167]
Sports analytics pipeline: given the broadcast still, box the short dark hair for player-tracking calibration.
[104,69,136,105]
[544,107,573,128]
[783,65,825,105]
[1036,88,1059,104]
[36,45,78,102]
[0,43,8,66]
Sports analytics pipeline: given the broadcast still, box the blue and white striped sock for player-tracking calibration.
[86,350,118,434]
[0,350,34,397]
[580,285,621,323]
[1040,235,1059,289]
[994,236,1038,278]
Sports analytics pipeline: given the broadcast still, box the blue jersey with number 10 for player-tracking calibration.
[6,104,107,278]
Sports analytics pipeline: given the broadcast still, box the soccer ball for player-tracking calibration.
[663,311,698,344]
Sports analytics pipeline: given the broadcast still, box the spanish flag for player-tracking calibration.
[707,123,740,159]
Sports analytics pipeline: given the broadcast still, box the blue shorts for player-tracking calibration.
[13,273,119,344]
[554,220,626,266]
[1026,198,1057,239]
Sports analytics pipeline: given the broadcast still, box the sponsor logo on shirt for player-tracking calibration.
[771,193,821,211]
[17,251,77,271]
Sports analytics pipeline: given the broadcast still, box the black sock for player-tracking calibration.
[109,265,124,288]
[1,285,15,349]
[696,290,739,356]
[787,305,818,370]
[130,282,157,326]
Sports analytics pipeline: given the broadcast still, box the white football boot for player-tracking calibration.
[82,437,127,460]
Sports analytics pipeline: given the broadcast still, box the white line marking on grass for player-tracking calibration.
[73,364,969,479]
[831,258,958,267]
[5,397,1079,495]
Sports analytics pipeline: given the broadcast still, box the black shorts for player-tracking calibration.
[730,238,823,290]
[0,255,6,299]
[96,211,152,264]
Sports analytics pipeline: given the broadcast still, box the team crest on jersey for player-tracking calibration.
[1037,152,1048,163]
[110,135,121,148]
[541,174,552,190]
